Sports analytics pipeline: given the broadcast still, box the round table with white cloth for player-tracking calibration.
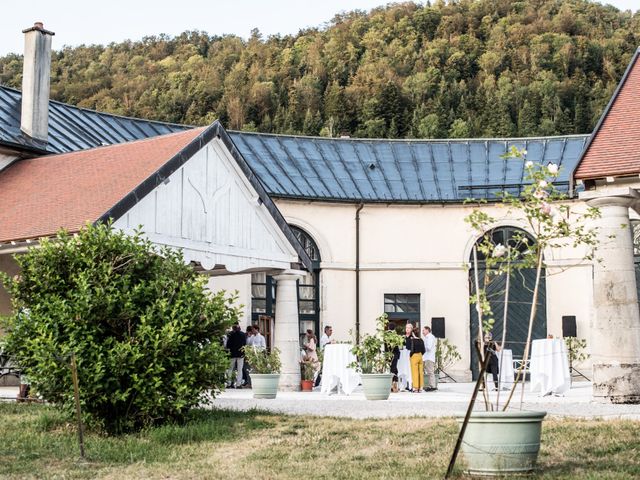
[496,348,515,390]
[397,348,412,390]
[320,344,361,395]
[530,338,571,396]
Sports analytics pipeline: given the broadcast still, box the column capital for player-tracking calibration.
[272,270,305,282]
[579,187,640,210]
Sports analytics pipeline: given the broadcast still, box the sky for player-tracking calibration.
[0,0,637,56]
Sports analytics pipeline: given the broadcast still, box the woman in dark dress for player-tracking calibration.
[483,332,501,390]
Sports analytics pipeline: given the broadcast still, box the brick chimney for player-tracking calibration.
[21,22,55,142]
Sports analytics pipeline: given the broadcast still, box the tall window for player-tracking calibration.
[251,226,321,346]
[291,226,321,345]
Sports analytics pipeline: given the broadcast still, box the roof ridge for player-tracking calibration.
[228,129,590,142]
[31,126,203,161]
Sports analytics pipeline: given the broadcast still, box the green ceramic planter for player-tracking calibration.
[361,373,393,400]
[250,373,280,399]
[456,410,546,476]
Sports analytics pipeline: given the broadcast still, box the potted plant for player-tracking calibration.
[447,148,600,477]
[350,314,404,400]
[300,355,316,391]
[242,346,281,399]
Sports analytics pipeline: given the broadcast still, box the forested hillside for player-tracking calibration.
[1,0,638,138]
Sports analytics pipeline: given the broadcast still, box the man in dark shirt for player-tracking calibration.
[226,324,247,388]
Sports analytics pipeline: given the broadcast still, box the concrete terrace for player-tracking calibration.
[5,381,639,420]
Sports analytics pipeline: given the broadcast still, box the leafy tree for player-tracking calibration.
[1,0,638,138]
[0,224,238,434]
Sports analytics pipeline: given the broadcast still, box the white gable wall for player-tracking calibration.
[113,138,299,273]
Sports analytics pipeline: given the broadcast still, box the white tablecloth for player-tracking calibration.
[320,344,361,395]
[530,339,571,396]
[497,349,514,390]
[397,349,412,390]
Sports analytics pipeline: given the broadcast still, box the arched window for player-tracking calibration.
[251,225,322,347]
[472,226,534,262]
[468,226,546,379]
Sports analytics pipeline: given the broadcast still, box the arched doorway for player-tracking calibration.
[469,226,547,379]
[251,225,321,347]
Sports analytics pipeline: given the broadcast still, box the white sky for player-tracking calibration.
[0,0,637,56]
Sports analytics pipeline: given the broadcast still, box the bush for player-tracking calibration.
[0,224,239,433]
[242,346,281,374]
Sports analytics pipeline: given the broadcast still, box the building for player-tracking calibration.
[1,24,639,400]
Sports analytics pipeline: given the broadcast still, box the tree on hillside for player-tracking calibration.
[1,0,638,138]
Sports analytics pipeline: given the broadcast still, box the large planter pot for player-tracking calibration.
[250,373,280,399]
[301,380,314,391]
[361,373,393,400]
[456,410,547,476]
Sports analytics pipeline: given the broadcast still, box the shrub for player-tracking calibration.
[242,346,281,374]
[350,314,404,374]
[0,224,239,433]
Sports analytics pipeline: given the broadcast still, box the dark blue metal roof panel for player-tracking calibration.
[0,85,190,154]
[0,85,590,203]
[227,133,591,202]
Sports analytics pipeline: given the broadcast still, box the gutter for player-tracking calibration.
[355,202,364,343]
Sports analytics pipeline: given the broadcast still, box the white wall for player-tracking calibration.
[206,273,252,327]
[265,199,597,380]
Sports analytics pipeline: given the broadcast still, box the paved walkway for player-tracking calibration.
[4,382,640,419]
[212,381,640,420]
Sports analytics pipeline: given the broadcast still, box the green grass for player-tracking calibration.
[1,402,639,479]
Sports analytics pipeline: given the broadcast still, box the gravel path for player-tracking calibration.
[3,382,640,419]
[210,382,640,420]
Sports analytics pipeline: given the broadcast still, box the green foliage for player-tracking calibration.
[435,338,462,373]
[1,1,637,138]
[242,346,281,374]
[565,337,589,364]
[350,314,404,374]
[0,223,238,434]
[300,356,316,381]
[466,148,601,334]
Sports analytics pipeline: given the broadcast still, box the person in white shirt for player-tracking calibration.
[252,326,267,350]
[422,326,437,391]
[320,325,334,350]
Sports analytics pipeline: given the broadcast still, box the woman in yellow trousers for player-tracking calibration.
[408,326,426,393]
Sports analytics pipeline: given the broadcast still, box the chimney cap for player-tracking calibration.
[22,22,55,35]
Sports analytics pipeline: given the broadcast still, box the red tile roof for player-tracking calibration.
[575,48,640,180]
[0,127,204,243]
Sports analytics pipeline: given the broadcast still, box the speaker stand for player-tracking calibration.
[437,369,457,383]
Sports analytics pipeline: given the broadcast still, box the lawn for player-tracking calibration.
[1,402,639,479]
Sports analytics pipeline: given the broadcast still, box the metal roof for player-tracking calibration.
[0,85,190,154]
[0,85,590,202]
[229,132,589,202]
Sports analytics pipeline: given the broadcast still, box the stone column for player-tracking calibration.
[273,273,303,391]
[586,192,640,403]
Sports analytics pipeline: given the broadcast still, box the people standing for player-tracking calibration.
[422,326,437,391]
[243,325,255,387]
[388,322,400,392]
[407,324,426,393]
[252,325,267,349]
[304,329,320,371]
[226,324,246,388]
[483,332,501,390]
[320,325,334,350]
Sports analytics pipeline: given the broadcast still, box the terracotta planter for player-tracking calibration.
[301,379,314,391]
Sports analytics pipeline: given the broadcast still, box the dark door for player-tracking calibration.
[468,227,547,380]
